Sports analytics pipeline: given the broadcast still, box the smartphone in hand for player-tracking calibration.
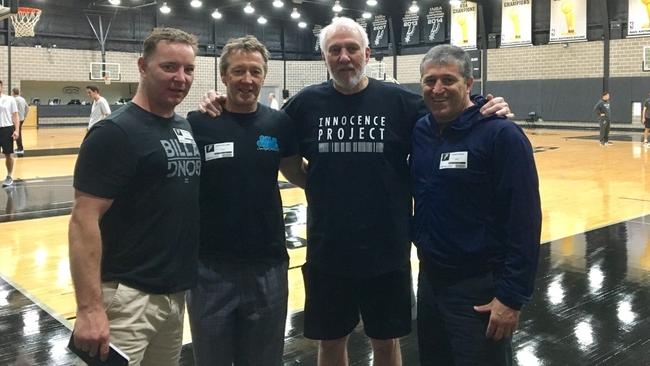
[67,333,129,366]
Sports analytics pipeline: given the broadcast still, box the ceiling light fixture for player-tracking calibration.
[257,16,268,24]
[332,1,343,13]
[190,0,202,8]
[108,0,121,5]
[449,0,461,6]
[211,8,222,19]
[366,0,377,6]
[160,2,171,14]
[409,1,419,13]
[298,21,307,28]
[362,11,371,19]
[273,0,284,8]
[290,7,301,19]
[244,2,255,14]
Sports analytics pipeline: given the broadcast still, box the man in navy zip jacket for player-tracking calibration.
[410,44,541,366]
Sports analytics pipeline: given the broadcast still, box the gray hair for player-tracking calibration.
[319,16,369,52]
[420,44,473,80]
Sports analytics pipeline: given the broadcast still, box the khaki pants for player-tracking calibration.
[101,282,186,366]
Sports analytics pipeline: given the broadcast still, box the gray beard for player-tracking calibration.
[331,65,366,90]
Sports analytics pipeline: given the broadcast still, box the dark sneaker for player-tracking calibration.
[2,176,13,187]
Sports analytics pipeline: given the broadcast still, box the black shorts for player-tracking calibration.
[301,264,412,340]
[644,117,650,129]
[0,126,14,154]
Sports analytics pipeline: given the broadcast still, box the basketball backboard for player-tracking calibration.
[0,0,18,21]
[89,62,122,82]
[366,61,398,83]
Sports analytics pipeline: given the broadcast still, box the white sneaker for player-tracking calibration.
[2,176,13,187]
[15,150,24,157]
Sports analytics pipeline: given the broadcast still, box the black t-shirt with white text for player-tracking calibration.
[74,102,201,294]
[188,104,297,263]
[283,78,426,277]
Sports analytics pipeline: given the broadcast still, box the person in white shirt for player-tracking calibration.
[11,87,28,157]
[268,92,280,110]
[86,85,111,129]
[0,80,20,187]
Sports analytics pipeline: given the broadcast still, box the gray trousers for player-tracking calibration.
[599,117,610,143]
[187,259,288,366]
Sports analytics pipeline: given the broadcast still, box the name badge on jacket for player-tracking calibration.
[439,151,468,169]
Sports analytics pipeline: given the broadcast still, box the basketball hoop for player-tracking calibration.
[103,75,112,85]
[10,7,42,37]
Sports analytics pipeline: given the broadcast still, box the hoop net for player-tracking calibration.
[103,75,112,85]
[11,7,42,37]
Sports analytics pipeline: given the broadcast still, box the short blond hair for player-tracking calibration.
[219,35,270,76]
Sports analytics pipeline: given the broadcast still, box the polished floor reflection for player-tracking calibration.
[3,218,649,365]
[0,177,73,222]
[0,128,649,365]
[0,277,75,365]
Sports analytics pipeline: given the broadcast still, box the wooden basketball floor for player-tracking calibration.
[1,126,649,365]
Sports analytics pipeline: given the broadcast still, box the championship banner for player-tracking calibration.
[371,15,389,48]
[424,6,445,43]
[501,0,532,47]
[628,0,650,37]
[549,0,586,42]
[313,25,323,53]
[450,1,477,49]
[402,12,420,46]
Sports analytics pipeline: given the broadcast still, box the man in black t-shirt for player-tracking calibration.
[642,93,650,147]
[69,28,201,365]
[186,36,304,366]
[594,92,611,146]
[200,18,511,366]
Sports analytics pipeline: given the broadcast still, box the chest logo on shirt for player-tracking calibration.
[257,135,279,152]
[205,142,234,161]
[439,151,468,169]
[317,114,386,153]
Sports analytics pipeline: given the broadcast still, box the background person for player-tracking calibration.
[0,80,20,188]
[11,87,28,157]
[594,92,611,146]
[86,85,111,129]
[642,92,650,147]
[268,92,280,110]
